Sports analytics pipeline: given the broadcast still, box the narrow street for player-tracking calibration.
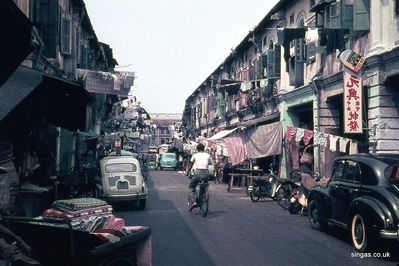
[115,170,399,266]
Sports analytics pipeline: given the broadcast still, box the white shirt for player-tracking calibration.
[190,152,211,170]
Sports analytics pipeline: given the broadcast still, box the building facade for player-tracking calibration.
[149,113,182,147]
[182,0,399,178]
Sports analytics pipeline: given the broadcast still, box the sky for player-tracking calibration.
[84,0,279,114]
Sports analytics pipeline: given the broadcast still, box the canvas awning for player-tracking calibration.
[238,112,280,128]
[207,128,239,141]
[0,66,91,135]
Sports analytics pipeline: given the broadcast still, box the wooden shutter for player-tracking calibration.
[329,1,341,29]
[324,3,331,28]
[307,41,317,64]
[267,49,275,79]
[61,17,72,54]
[288,57,296,86]
[261,53,268,78]
[37,0,58,58]
[342,2,354,29]
[274,45,281,79]
[81,46,89,69]
[295,39,306,63]
[353,0,370,31]
[256,58,263,80]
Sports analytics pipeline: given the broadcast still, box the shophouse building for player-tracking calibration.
[182,0,399,178]
[0,0,134,215]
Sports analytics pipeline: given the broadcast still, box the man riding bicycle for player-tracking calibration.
[186,144,212,209]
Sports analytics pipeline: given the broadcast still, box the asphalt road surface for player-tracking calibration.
[114,170,399,266]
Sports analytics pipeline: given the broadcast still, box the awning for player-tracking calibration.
[0,66,91,135]
[207,128,239,141]
[238,112,280,127]
[0,0,33,86]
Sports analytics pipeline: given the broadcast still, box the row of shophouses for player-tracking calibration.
[182,0,399,178]
[0,0,150,213]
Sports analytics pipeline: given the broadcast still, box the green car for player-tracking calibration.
[159,153,177,170]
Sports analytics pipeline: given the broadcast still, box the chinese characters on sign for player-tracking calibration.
[344,70,363,133]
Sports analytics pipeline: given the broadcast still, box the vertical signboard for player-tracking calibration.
[344,70,363,133]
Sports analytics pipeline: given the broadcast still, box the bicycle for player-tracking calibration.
[188,177,209,217]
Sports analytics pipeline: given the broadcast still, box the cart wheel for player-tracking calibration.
[98,254,136,266]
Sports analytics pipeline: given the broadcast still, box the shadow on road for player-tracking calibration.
[114,170,217,266]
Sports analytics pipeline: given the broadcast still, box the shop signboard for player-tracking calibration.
[343,70,363,134]
[339,50,365,73]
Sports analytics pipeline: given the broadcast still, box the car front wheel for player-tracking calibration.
[351,213,373,252]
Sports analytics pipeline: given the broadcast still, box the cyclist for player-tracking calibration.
[186,143,212,209]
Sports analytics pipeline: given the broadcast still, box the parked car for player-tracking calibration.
[308,153,399,252]
[159,153,177,170]
[96,151,148,209]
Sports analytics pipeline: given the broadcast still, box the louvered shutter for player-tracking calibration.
[354,0,369,31]
[329,1,341,29]
[307,41,317,64]
[267,49,275,79]
[61,17,72,54]
[261,53,268,78]
[274,45,281,79]
[37,0,58,58]
[81,46,89,69]
[342,3,354,29]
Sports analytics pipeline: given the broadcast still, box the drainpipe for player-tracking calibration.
[311,68,322,175]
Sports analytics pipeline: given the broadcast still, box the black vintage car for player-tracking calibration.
[308,153,399,252]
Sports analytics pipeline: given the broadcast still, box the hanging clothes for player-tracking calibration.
[339,138,350,152]
[329,135,339,152]
[295,128,305,143]
[303,129,314,145]
[285,126,297,142]
[350,140,358,154]
[244,122,282,159]
[240,91,249,108]
[315,132,328,148]
[223,133,248,166]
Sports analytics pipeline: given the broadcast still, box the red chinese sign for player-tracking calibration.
[344,71,363,133]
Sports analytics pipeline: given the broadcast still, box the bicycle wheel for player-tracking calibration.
[199,187,209,217]
[249,184,261,202]
[276,184,291,210]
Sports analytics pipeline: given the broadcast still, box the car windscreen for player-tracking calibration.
[162,154,175,159]
[105,163,137,173]
[385,165,399,183]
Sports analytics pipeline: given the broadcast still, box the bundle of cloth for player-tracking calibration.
[42,198,124,233]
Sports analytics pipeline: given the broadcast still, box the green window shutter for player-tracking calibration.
[295,39,306,63]
[267,49,275,79]
[81,46,89,69]
[61,17,72,54]
[274,45,281,79]
[324,4,331,28]
[354,0,370,31]
[37,0,58,58]
[307,41,316,64]
[288,57,296,86]
[329,1,342,29]
[261,53,268,78]
[342,3,354,29]
[256,58,263,80]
